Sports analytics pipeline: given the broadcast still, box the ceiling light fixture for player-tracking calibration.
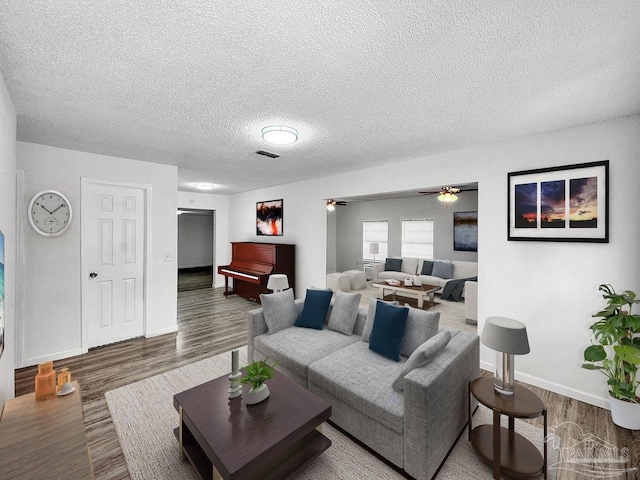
[192,183,215,190]
[437,187,460,208]
[262,125,298,145]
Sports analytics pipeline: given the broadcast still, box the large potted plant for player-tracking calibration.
[239,359,279,405]
[582,284,640,429]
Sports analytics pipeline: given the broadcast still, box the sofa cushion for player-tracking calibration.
[259,289,297,334]
[327,291,362,335]
[296,289,332,329]
[420,260,434,275]
[308,341,406,434]
[453,260,478,279]
[432,261,453,279]
[392,331,452,392]
[254,327,361,380]
[362,297,399,342]
[400,257,419,275]
[418,275,448,288]
[400,306,440,357]
[384,258,402,272]
[369,302,408,361]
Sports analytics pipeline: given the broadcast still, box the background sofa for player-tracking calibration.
[372,257,477,289]
[247,297,479,480]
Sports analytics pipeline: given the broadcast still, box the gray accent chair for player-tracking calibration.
[247,299,479,480]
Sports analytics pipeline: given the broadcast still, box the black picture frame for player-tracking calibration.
[454,211,478,252]
[508,160,609,242]
[256,199,283,236]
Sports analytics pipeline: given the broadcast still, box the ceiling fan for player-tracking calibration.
[326,199,347,211]
[419,186,477,208]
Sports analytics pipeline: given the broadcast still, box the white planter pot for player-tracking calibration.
[246,383,270,405]
[609,395,640,430]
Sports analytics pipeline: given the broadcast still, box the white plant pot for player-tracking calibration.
[246,383,270,405]
[609,395,640,430]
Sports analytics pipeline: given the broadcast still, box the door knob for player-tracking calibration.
[89,272,98,278]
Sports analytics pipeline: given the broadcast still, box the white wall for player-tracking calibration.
[177,191,229,287]
[0,71,16,409]
[229,115,640,408]
[17,142,178,367]
[178,213,213,269]
[334,193,478,273]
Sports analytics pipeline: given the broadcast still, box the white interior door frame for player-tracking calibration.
[80,178,152,354]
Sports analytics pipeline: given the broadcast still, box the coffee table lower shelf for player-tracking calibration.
[470,425,544,478]
[173,426,330,480]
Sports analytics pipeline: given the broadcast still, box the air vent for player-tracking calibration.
[256,150,280,159]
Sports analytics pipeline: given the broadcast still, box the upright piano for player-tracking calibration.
[218,242,295,303]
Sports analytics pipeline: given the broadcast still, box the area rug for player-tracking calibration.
[106,347,558,479]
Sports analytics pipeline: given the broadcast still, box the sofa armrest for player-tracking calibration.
[247,297,305,362]
[403,332,479,480]
[371,263,385,282]
[464,281,478,325]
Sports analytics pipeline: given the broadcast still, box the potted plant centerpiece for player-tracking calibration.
[239,359,279,405]
[582,284,640,429]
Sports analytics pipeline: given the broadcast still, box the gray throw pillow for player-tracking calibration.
[384,258,402,272]
[400,305,440,357]
[362,297,399,342]
[259,289,297,334]
[392,331,451,392]
[432,261,454,279]
[328,291,362,335]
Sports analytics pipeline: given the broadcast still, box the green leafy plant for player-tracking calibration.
[239,359,279,390]
[582,284,640,403]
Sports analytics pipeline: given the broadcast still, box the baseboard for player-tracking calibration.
[21,348,84,368]
[145,325,179,338]
[480,360,609,410]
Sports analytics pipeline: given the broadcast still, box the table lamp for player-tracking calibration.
[369,242,379,264]
[267,274,289,293]
[480,316,530,395]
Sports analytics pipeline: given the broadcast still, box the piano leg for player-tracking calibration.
[223,276,235,297]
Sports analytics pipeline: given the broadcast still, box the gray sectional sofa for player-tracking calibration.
[247,296,479,480]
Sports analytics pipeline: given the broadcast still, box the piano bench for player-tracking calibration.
[326,273,351,292]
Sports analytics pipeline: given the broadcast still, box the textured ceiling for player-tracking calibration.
[1,1,639,194]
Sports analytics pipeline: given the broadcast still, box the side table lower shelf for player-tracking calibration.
[471,424,544,478]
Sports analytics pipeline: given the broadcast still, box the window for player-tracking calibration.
[362,220,388,263]
[401,219,435,259]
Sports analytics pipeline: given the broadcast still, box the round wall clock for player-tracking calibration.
[28,190,73,237]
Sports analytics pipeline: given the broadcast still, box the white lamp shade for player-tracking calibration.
[369,242,379,255]
[267,274,289,291]
[481,317,530,354]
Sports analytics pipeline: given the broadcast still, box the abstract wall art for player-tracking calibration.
[256,199,283,236]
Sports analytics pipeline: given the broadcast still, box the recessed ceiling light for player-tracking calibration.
[192,183,215,190]
[261,125,298,145]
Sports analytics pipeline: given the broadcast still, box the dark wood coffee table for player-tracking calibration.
[173,370,331,480]
[373,282,441,309]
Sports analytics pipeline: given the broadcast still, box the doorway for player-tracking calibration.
[177,208,214,292]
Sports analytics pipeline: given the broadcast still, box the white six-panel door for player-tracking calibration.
[81,179,148,349]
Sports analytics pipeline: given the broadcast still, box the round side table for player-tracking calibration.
[468,377,547,479]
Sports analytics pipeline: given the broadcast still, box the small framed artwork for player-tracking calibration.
[508,160,609,242]
[256,199,283,236]
[454,211,478,251]
[0,230,4,359]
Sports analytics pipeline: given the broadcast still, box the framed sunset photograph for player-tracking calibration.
[508,161,609,242]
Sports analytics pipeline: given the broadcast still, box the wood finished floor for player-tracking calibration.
[14,274,640,480]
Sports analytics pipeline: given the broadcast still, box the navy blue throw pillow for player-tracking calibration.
[295,289,333,330]
[384,258,403,272]
[421,260,434,275]
[369,302,409,361]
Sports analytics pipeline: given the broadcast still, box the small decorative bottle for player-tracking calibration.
[57,367,71,393]
[35,361,56,401]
